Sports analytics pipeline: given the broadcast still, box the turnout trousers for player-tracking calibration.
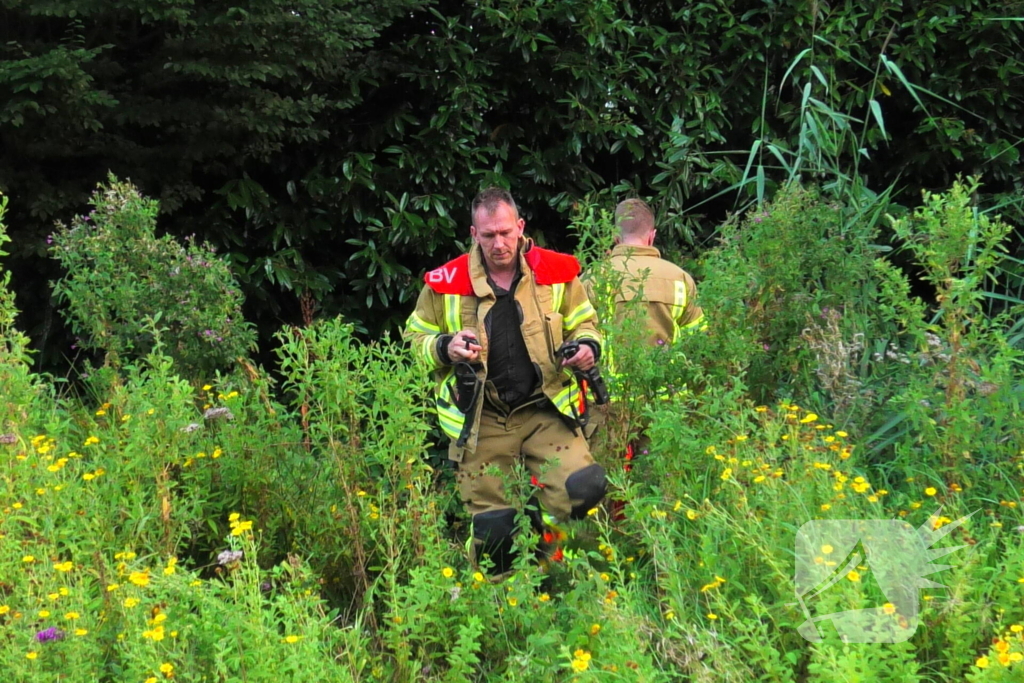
[453,400,606,573]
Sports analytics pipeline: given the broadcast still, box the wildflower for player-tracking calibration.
[755,406,768,413]
[129,571,150,587]
[38,610,51,618]
[650,508,667,519]
[23,555,35,563]
[35,627,64,642]
[735,434,748,442]
[821,544,834,554]
[442,567,454,579]
[146,678,158,683]
[800,413,818,423]
[835,431,848,437]
[74,629,88,636]
[975,656,989,668]
[123,597,139,608]
[707,612,718,619]
[507,597,518,607]
[753,475,766,483]
[720,468,732,481]
[26,652,38,660]
[0,605,9,615]
[54,561,73,572]
[84,436,99,446]
[230,520,253,536]
[64,612,80,620]
[1010,624,1023,633]
[571,649,592,671]
[846,571,861,582]
[664,610,675,620]
[686,509,698,520]
[882,603,896,615]
[143,626,165,641]
[107,583,120,591]
[160,662,174,676]
[218,550,243,566]
[283,635,301,644]
[924,487,937,497]
[164,557,177,575]
[590,623,601,635]
[538,593,550,602]
[473,571,485,583]
[820,504,831,511]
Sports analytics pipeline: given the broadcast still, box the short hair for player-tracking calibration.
[615,198,655,238]
[472,187,518,220]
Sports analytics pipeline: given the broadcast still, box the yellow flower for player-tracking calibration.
[735,434,748,442]
[107,583,120,592]
[707,612,718,620]
[146,678,158,683]
[12,502,22,509]
[846,571,861,582]
[539,593,550,602]
[473,572,485,583]
[924,487,937,497]
[835,430,848,437]
[664,610,675,620]
[882,603,896,615]
[38,610,51,618]
[1010,624,1023,633]
[159,662,174,675]
[54,561,74,572]
[128,571,150,587]
[755,406,768,413]
[975,656,989,668]
[0,605,9,615]
[143,626,165,641]
[74,628,88,636]
[84,436,99,446]
[820,504,832,511]
[590,623,601,635]
[26,652,38,660]
[64,612,80,620]
[720,468,732,481]
[599,573,610,582]
[283,635,301,644]
[507,597,518,607]
[753,475,766,483]
[571,658,589,672]
[123,597,139,608]
[202,384,212,391]
[686,509,698,520]
[230,520,253,536]
[228,512,241,522]
[163,557,177,576]
[800,413,818,423]
[441,567,454,579]
[821,544,834,555]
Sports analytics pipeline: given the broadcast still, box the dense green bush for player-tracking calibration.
[50,176,256,379]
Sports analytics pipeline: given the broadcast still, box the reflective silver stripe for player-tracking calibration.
[407,312,441,334]
[443,294,461,334]
[564,301,596,331]
[671,280,688,342]
[551,283,565,313]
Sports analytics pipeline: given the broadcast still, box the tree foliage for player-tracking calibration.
[1,0,1022,367]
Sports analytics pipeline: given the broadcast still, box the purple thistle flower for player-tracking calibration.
[36,627,64,643]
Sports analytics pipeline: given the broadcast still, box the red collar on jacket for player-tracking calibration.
[424,241,580,295]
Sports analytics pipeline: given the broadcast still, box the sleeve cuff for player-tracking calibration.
[436,335,454,365]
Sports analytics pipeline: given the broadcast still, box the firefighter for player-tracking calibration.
[404,187,607,574]
[608,198,705,344]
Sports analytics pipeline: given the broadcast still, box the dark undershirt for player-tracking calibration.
[484,266,539,408]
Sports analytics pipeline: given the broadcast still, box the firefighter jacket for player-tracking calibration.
[607,244,705,345]
[404,238,601,459]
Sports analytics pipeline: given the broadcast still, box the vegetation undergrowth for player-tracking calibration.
[1,168,1022,683]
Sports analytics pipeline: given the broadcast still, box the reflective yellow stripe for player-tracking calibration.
[407,312,441,334]
[671,280,688,342]
[436,373,466,439]
[443,294,461,334]
[573,331,600,343]
[419,335,436,364]
[552,382,579,418]
[682,312,706,332]
[551,283,565,314]
[564,301,595,331]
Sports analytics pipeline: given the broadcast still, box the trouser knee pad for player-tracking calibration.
[565,463,607,519]
[472,508,519,574]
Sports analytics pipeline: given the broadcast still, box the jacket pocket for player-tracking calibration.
[545,312,564,355]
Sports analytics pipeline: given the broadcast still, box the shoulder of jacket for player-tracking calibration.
[525,246,580,285]
[424,254,474,295]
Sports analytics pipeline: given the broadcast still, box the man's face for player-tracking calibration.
[471,202,525,271]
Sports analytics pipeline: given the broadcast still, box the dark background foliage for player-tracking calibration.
[2,0,1022,372]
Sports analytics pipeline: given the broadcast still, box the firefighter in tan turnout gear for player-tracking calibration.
[608,198,705,344]
[404,187,607,575]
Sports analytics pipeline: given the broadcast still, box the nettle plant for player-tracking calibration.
[51,175,255,380]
